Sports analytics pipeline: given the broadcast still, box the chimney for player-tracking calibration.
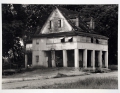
[76,17,79,27]
[90,17,95,30]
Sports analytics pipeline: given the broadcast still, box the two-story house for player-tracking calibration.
[26,7,108,69]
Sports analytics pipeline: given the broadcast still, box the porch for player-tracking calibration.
[44,49,108,69]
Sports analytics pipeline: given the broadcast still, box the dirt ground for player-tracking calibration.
[2,71,118,89]
[2,67,78,78]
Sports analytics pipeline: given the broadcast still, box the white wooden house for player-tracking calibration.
[25,7,108,69]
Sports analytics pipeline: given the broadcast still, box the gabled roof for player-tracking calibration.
[34,6,108,39]
[56,7,91,33]
[57,7,86,32]
[57,7,78,19]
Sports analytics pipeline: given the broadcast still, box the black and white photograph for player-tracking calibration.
[2,3,118,90]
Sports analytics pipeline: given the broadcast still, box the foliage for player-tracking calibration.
[2,4,27,68]
[24,5,118,64]
[79,5,118,64]
[63,5,118,64]
[23,5,54,37]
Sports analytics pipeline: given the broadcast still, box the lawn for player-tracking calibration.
[38,77,118,89]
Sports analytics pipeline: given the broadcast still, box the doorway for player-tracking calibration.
[45,51,52,67]
[102,51,105,68]
[87,50,91,67]
[55,50,63,67]
[67,50,74,67]
[79,49,83,67]
[95,51,99,67]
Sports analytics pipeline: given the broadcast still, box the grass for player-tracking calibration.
[38,77,118,89]
[2,67,76,78]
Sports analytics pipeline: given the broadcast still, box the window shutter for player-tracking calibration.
[49,20,53,29]
[51,20,53,28]
[61,19,63,27]
[58,20,61,28]
[48,21,50,29]
[36,56,39,63]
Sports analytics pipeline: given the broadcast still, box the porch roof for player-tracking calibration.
[32,31,109,40]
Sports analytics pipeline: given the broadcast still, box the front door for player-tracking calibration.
[46,51,52,67]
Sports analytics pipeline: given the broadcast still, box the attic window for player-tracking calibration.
[58,20,61,28]
[49,20,52,29]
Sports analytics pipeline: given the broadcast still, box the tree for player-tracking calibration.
[95,5,118,65]
[2,4,27,67]
[73,5,118,64]
[23,5,54,39]
[2,4,118,67]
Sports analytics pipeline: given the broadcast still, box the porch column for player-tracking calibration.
[98,50,102,68]
[63,50,67,67]
[25,54,27,68]
[51,51,56,67]
[91,50,95,69]
[105,51,108,68]
[83,49,87,68]
[74,49,79,68]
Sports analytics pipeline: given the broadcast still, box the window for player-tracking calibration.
[46,38,54,44]
[36,56,39,63]
[86,37,91,43]
[81,37,86,42]
[49,20,52,29]
[68,37,73,42]
[36,39,39,44]
[61,38,65,43]
[58,20,61,28]
[91,38,93,43]
[96,39,99,44]
[104,40,108,45]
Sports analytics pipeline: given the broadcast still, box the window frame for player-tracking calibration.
[49,20,52,29]
[58,20,61,28]
[36,55,39,63]
[61,37,65,43]
[36,39,39,44]
[91,38,94,43]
